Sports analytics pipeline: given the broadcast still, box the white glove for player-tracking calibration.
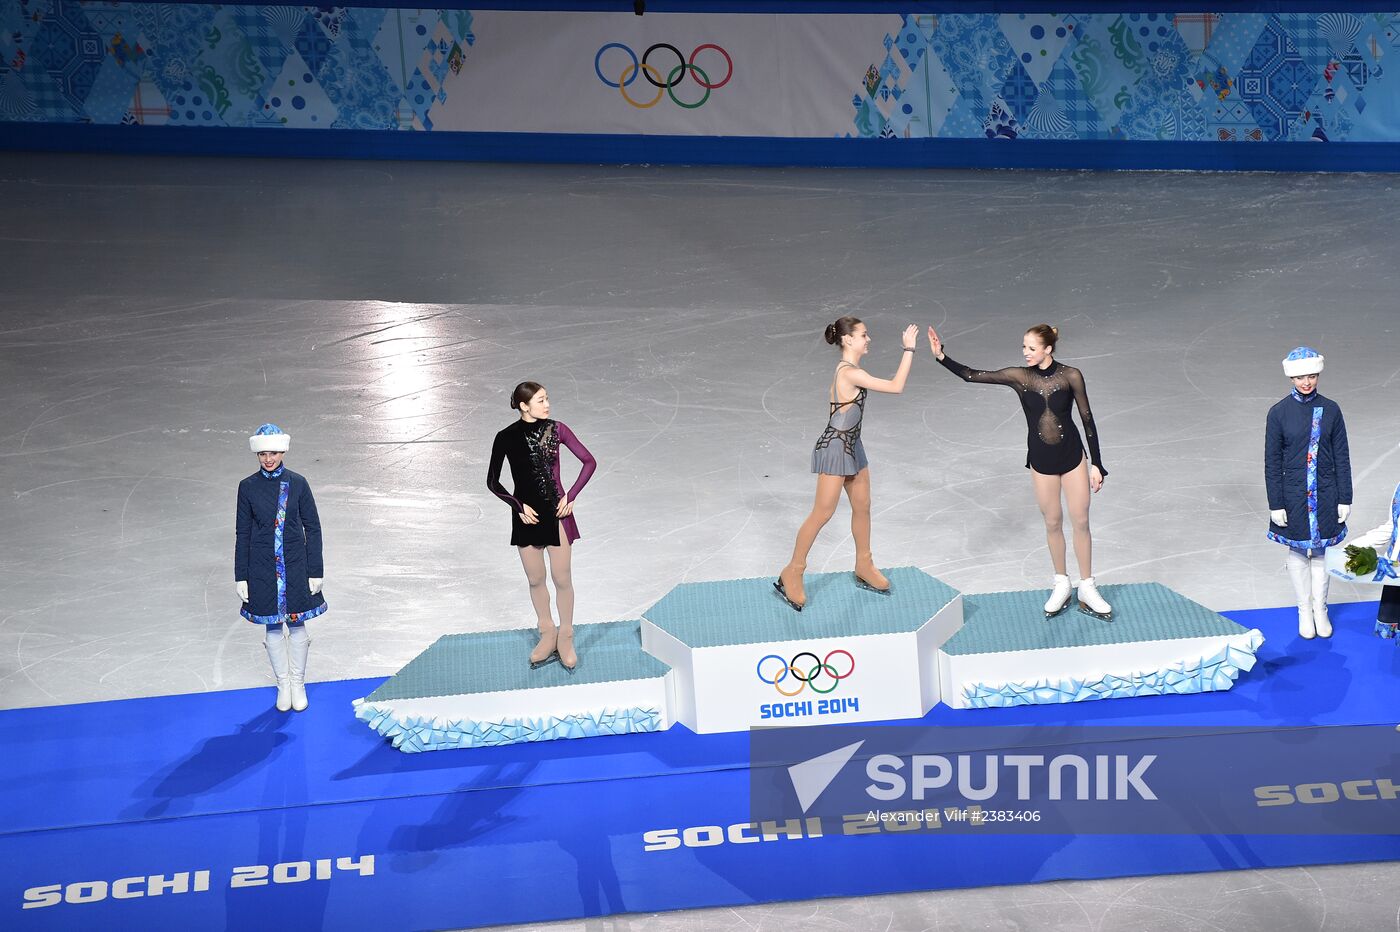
[309,577,323,595]
[236,580,248,601]
[1352,527,1390,550]
[1338,504,1351,523]
[1270,509,1287,526]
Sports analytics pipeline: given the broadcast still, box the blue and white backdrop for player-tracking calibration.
[4,3,1400,164]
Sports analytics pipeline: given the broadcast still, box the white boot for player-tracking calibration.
[1076,577,1113,620]
[264,631,292,713]
[287,627,311,712]
[1285,549,1315,639]
[1044,574,1072,617]
[1310,554,1332,638]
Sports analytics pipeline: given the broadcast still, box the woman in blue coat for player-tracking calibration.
[1347,471,1400,637]
[236,424,326,712]
[1265,347,1351,639]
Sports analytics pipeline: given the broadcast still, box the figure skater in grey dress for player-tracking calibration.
[775,316,918,611]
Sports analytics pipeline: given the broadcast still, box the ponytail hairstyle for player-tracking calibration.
[1025,323,1059,353]
[510,380,545,412]
[824,316,863,348]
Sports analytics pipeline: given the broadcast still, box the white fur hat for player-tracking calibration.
[1282,346,1324,378]
[249,423,290,454]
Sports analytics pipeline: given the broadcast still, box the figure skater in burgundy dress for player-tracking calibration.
[488,382,597,670]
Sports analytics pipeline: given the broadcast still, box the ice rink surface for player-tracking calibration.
[3,151,1399,930]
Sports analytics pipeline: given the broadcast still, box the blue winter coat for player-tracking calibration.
[1264,391,1351,553]
[235,467,327,625]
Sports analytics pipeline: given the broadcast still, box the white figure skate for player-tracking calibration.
[1044,574,1072,618]
[1076,577,1113,621]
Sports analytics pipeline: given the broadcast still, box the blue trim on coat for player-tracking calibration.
[1267,529,1347,552]
[274,481,290,617]
[1306,407,1323,544]
[1387,483,1400,561]
[241,602,329,626]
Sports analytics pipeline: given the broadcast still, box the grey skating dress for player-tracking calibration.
[811,363,869,476]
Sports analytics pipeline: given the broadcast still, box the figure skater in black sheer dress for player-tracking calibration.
[927,324,1112,620]
[487,382,597,670]
[774,317,919,611]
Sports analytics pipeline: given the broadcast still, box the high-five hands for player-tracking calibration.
[926,326,945,360]
[901,324,918,349]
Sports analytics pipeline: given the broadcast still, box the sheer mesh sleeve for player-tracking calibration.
[1066,367,1106,475]
[937,353,1027,388]
[557,422,596,501]
[486,431,522,512]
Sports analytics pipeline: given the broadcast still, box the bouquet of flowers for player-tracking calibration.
[1345,544,1379,577]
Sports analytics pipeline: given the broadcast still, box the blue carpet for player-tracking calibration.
[3,600,1398,931]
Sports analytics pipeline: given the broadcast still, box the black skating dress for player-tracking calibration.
[487,418,597,547]
[937,355,1106,477]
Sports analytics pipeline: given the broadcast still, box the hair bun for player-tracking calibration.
[1051,326,1060,337]
[825,315,863,348]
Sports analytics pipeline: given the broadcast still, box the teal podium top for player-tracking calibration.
[643,566,960,648]
[363,620,670,701]
[942,583,1249,656]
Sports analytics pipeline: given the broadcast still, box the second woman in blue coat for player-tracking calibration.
[236,424,326,712]
[1265,347,1351,639]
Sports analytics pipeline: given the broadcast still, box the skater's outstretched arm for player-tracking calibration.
[844,324,919,394]
[926,326,1025,388]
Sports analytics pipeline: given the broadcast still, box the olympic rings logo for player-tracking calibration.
[594,42,733,109]
[756,650,855,696]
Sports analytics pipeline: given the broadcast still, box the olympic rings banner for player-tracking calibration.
[6,5,1400,152]
[428,11,884,136]
[592,42,735,111]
